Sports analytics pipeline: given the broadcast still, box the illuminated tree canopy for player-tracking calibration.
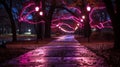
[0,0,112,35]
[18,0,112,33]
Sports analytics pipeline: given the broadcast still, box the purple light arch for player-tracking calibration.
[19,1,112,33]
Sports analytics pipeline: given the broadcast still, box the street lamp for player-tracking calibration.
[35,6,39,11]
[83,5,92,42]
[82,15,86,19]
[35,6,43,16]
[86,5,91,12]
[81,19,84,22]
[39,11,43,16]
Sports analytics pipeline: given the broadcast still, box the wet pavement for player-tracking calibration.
[0,35,109,67]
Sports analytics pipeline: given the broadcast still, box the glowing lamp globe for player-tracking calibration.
[56,24,59,27]
[82,15,85,19]
[81,19,83,22]
[35,6,39,11]
[86,6,91,12]
[39,11,43,16]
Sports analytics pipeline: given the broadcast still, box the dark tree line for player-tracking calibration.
[0,0,80,41]
[1,0,120,49]
[104,0,120,49]
[0,0,17,42]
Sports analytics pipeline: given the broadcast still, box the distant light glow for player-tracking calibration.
[27,14,33,20]
[92,28,96,31]
[28,29,31,32]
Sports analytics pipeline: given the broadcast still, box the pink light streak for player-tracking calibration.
[19,2,35,21]
[19,1,43,24]
[52,16,83,27]
[51,16,83,33]
[89,7,112,29]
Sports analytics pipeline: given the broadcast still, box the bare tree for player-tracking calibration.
[0,0,17,42]
[104,0,120,49]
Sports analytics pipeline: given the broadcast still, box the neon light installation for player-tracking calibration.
[19,1,112,33]
[19,1,43,24]
[51,6,83,33]
[51,16,83,33]
[89,7,112,29]
[19,1,83,33]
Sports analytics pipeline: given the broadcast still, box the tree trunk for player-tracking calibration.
[1,1,17,42]
[104,0,120,49]
[18,22,22,34]
[45,20,51,38]
[44,0,56,38]
[36,23,44,40]
[83,12,91,42]
[114,0,120,48]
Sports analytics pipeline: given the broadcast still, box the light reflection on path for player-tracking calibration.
[1,35,109,67]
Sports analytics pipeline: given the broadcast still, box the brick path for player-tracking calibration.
[0,35,109,67]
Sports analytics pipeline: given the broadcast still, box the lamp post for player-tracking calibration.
[35,5,44,41]
[83,5,92,42]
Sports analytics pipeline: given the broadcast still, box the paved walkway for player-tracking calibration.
[1,35,108,67]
